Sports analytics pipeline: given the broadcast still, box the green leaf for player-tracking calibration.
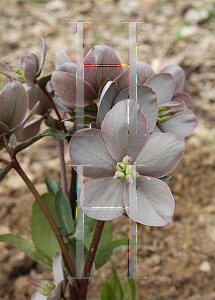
[37,74,52,89]
[9,133,17,148]
[45,115,62,130]
[112,235,128,254]
[42,128,68,140]
[55,190,73,236]
[158,175,171,182]
[62,236,95,282]
[123,272,136,300]
[0,161,14,182]
[84,220,113,269]
[75,107,97,118]
[109,270,123,300]
[44,177,61,196]
[100,281,112,300]
[12,135,44,155]
[31,193,60,262]
[0,234,52,269]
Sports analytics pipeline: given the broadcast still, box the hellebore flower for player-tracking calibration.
[69,99,185,226]
[51,45,123,108]
[30,252,67,300]
[144,72,197,136]
[0,79,42,150]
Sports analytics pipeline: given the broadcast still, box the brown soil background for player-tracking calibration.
[1,0,215,299]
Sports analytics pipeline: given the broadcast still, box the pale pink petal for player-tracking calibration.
[23,52,39,87]
[36,37,47,78]
[158,106,197,137]
[160,65,185,94]
[69,129,116,178]
[32,290,47,300]
[135,133,185,178]
[80,178,124,220]
[55,49,71,70]
[173,92,193,109]
[144,73,175,105]
[101,99,148,162]
[28,84,52,115]
[84,45,123,93]
[53,252,64,285]
[125,177,175,226]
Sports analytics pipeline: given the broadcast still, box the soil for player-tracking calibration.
[1,0,215,299]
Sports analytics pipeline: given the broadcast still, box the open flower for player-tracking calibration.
[0,79,41,150]
[51,45,123,108]
[69,99,185,226]
[30,252,66,300]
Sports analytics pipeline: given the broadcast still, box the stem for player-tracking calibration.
[58,139,68,197]
[79,220,105,297]
[0,157,10,165]
[6,152,79,286]
[69,168,77,220]
[39,85,68,133]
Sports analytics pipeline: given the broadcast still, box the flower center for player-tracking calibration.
[157,102,185,123]
[114,155,139,183]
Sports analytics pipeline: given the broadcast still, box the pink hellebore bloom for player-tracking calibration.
[0,79,41,150]
[31,252,66,300]
[69,99,185,226]
[51,45,123,108]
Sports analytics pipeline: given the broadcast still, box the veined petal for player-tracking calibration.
[36,37,47,78]
[153,124,162,133]
[114,85,158,132]
[0,122,9,135]
[158,106,197,137]
[32,290,47,300]
[51,71,97,107]
[160,65,185,94]
[96,81,118,129]
[101,99,148,162]
[125,177,175,226]
[80,178,124,220]
[28,84,52,115]
[84,45,123,94]
[0,79,28,129]
[69,129,116,178]
[23,52,39,87]
[55,50,71,69]
[145,73,175,105]
[53,252,64,286]
[57,62,78,75]
[173,92,193,109]
[135,133,185,178]
[16,116,43,142]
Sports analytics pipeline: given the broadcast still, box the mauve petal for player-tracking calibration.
[28,85,52,115]
[160,65,185,94]
[130,61,156,85]
[51,71,97,107]
[114,68,129,93]
[57,62,78,75]
[153,124,162,133]
[158,106,197,137]
[144,73,175,105]
[32,290,47,300]
[69,129,116,178]
[55,50,71,69]
[80,178,124,220]
[125,177,175,226]
[96,81,118,129]
[173,92,193,109]
[16,117,43,142]
[53,252,64,285]
[135,133,185,178]
[47,282,63,300]
[84,45,123,94]
[114,85,158,132]
[23,52,39,87]
[0,122,9,135]
[0,80,28,129]
[36,37,47,78]
[101,99,148,162]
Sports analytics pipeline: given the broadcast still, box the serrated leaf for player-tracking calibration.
[0,161,14,182]
[158,175,171,182]
[42,128,68,140]
[109,270,123,300]
[12,134,44,155]
[31,193,60,262]
[45,177,61,196]
[9,133,17,148]
[55,190,73,236]
[0,234,52,269]
[100,281,112,300]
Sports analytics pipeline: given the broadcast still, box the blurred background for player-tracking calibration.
[0,0,215,299]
